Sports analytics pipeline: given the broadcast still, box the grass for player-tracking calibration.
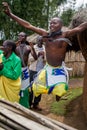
[50,87,83,116]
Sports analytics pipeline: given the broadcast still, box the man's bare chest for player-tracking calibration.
[16,45,30,56]
[45,37,64,48]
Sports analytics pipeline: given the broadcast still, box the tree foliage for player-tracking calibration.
[0,0,71,42]
[59,0,76,26]
[0,0,48,41]
[61,8,74,26]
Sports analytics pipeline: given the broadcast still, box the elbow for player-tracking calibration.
[33,54,38,60]
[34,56,38,60]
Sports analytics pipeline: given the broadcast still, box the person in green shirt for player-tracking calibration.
[0,40,21,103]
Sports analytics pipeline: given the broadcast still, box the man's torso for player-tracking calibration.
[16,44,31,67]
[43,34,68,67]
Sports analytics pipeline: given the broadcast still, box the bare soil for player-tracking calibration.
[38,78,87,130]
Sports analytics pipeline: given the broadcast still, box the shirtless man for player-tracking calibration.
[15,32,37,108]
[2,2,87,108]
[16,32,29,46]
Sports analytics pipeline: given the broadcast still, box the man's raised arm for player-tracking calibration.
[64,22,87,38]
[2,2,47,36]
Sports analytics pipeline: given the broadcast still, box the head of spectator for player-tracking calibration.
[3,40,16,58]
[16,32,29,46]
[36,36,43,48]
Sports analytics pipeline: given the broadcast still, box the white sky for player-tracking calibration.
[65,0,87,10]
[75,0,87,7]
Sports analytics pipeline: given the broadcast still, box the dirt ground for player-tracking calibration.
[38,78,87,130]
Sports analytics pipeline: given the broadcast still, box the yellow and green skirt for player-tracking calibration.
[33,63,68,97]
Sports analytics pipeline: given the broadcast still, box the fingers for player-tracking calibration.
[0,2,8,12]
[29,42,34,47]
[2,2,9,10]
[2,2,11,15]
[2,2,8,7]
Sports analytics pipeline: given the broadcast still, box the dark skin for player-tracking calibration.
[37,37,45,59]
[15,32,37,67]
[15,44,31,67]
[0,40,13,70]
[15,42,37,67]
[2,2,87,67]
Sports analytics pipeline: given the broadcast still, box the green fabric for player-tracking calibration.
[0,51,21,80]
[0,50,3,54]
[19,87,30,108]
[65,84,68,91]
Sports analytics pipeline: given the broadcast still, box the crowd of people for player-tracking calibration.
[0,40,21,103]
[0,31,45,110]
[0,2,87,111]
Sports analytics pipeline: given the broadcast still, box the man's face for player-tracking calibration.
[37,37,43,48]
[49,18,62,32]
[3,42,10,57]
[18,32,26,42]
[37,42,42,48]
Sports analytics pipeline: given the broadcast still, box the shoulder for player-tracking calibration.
[62,30,70,37]
[13,53,21,62]
[62,27,79,38]
[26,45,31,53]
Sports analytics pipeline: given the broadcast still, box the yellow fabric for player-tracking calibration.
[33,69,68,97]
[33,83,67,97]
[0,76,21,102]
[0,54,3,63]
[33,83,48,97]
[52,84,67,97]
[33,69,48,97]
[38,69,46,84]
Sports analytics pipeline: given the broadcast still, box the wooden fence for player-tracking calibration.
[65,51,85,77]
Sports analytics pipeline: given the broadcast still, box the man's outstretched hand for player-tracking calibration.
[2,2,11,16]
